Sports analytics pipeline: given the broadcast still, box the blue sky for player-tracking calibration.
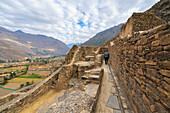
[0,0,159,44]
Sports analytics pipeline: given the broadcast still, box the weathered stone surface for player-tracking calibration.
[164,77,170,84]
[108,22,170,113]
[47,90,95,113]
[151,40,160,46]
[114,110,122,113]
[85,84,99,98]
[106,95,120,109]
[145,61,157,65]
[160,34,170,45]
[159,70,170,77]
[161,81,170,92]
[80,110,90,113]
[142,94,150,106]
[110,87,117,94]
[150,105,155,112]
[163,45,170,51]
[157,87,169,97]
[85,56,95,61]
[158,61,170,69]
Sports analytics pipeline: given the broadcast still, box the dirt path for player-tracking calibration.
[95,63,114,113]
[21,89,65,113]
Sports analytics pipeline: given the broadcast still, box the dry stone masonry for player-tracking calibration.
[0,46,107,113]
[108,22,170,113]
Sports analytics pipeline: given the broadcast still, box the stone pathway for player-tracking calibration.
[95,63,134,113]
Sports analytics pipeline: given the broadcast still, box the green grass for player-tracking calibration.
[15,70,21,73]
[8,68,15,71]
[0,87,17,91]
[54,59,64,62]
[18,74,41,78]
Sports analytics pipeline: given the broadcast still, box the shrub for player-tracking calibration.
[0,60,6,63]
[26,82,30,86]
[20,84,24,88]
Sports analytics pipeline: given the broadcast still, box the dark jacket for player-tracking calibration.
[104,52,109,59]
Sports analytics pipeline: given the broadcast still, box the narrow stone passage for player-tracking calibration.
[95,63,115,113]
[95,62,134,113]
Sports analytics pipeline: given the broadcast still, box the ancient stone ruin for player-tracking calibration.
[0,46,108,113]
[0,0,169,113]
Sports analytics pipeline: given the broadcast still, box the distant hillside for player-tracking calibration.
[0,26,69,60]
[146,0,170,22]
[82,23,123,46]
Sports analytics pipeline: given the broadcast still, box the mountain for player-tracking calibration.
[82,23,123,46]
[67,42,82,48]
[15,30,24,33]
[0,26,69,60]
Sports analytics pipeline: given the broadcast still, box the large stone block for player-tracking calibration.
[161,81,170,92]
[151,40,160,46]
[142,94,150,106]
[163,45,170,51]
[159,70,170,77]
[145,61,157,66]
[164,77,170,84]
[160,34,170,45]
[157,87,169,97]
[158,61,170,69]
[157,51,170,60]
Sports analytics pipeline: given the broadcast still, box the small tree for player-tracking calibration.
[20,84,24,88]
[13,72,16,77]
[26,82,30,86]
[10,72,13,78]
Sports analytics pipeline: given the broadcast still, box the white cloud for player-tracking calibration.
[0,0,159,44]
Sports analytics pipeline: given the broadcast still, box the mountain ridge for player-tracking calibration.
[0,26,69,60]
[82,23,123,46]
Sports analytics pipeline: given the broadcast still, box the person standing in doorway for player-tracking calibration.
[104,52,109,64]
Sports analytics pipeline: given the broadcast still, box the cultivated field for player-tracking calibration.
[0,88,14,97]
[3,83,24,89]
[0,56,65,96]
[8,78,43,84]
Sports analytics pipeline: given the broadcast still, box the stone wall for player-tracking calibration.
[0,64,76,113]
[0,67,61,112]
[98,46,108,54]
[119,12,166,37]
[0,82,38,106]
[108,23,169,113]
[64,45,78,64]
[74,46,98,62]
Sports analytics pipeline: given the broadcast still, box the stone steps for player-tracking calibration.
[85,56,95,61]
[82,68,103,82]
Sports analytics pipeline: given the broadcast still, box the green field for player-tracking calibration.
[18,74,41,78]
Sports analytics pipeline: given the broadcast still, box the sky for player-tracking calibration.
[0,0,159,44]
